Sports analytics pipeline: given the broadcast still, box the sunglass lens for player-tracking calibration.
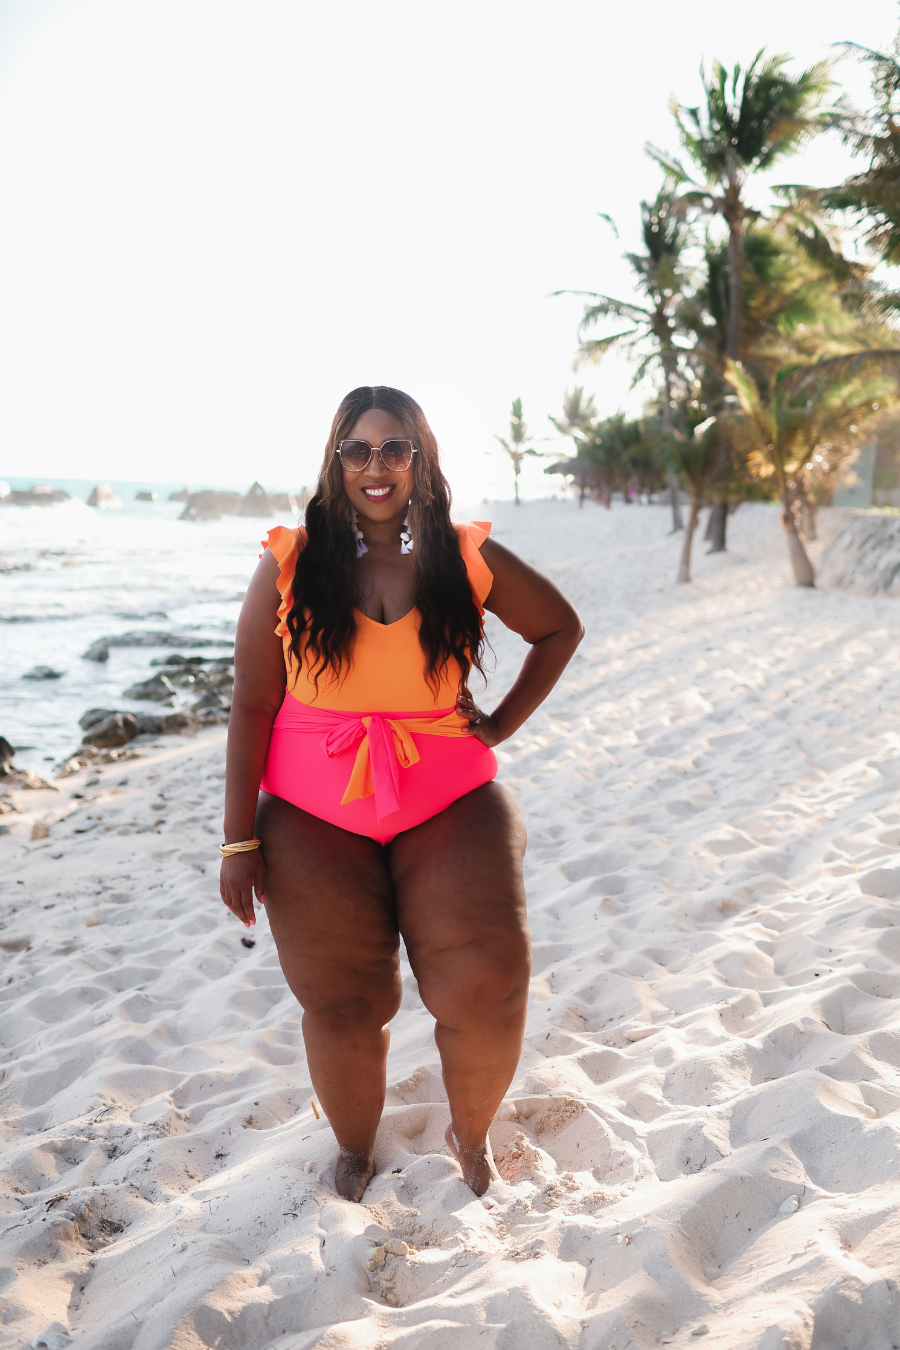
[380,439,413,470]
[340,440,371,470]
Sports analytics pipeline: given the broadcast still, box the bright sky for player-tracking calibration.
[0,0,895,500]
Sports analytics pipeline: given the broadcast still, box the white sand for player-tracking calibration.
[2,500,900,1349]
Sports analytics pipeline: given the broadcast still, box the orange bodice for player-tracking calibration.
[261,522,492,712]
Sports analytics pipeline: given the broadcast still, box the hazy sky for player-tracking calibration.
[0,0,895,500]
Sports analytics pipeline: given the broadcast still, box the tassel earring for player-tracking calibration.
[400,511,413,555]
[350,507,368,558]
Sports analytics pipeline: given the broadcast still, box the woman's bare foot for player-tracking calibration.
[444,1124,499,1197]
[335,1149,376,1202]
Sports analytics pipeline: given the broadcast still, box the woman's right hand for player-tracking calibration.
[220,850,266,928]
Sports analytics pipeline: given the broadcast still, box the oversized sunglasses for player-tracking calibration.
[337,438,417,473]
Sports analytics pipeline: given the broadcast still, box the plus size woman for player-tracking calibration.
[220,386,583,1200]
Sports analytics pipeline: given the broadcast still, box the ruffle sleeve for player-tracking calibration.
[260,525,306,637]
[454,521,492,614]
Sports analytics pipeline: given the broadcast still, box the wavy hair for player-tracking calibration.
[286,386,486,696]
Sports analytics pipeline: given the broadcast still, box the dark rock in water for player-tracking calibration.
[122,672,177,701]
[3,485,70,506]
[82,713,138,748]
[87,483,122,509]
[22,665,64,680]
[160,712,193,733]
[150,653,210,666]
[0,735,16,774]
[82,640,110,662]
[79,708,116,731]
[132,713,163,735]
[239,481,274,518]
[179,491,242,522]
[191,689,231,711]
[168,487,192,501]
[83,630,234,660]
[135,490,158,502]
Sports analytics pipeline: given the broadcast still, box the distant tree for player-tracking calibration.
[555,193,688,531]
[548,388,600,506]
[495,398,542,504]
[649,50,832,549]
[725,351,900,585]
[824,31,900,265]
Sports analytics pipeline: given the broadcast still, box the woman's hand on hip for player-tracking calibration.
[456,691,502,748]
[220,851,265,927]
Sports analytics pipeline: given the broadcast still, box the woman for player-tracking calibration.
[220,386,583,1201]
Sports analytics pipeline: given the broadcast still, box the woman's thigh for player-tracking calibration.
[387,782,531,1016]
[255,791,401,1019]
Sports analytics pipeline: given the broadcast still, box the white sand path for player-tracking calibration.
[1,501,900,1349]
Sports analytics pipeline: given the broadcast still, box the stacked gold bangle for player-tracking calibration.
[219,838,262,858]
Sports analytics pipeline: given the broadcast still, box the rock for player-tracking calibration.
[0,823,12,835]
[87,483,122,509]
[83,630,234,659]
[79,709,117,731]
[22,665,64,680]
[135,490,157,502]
[4,485,70,506]
[82,713,139,748]
[160,712,193,733]
[150,653,210,666]
[238,481,274,517]
[191,689,229,710]
[130,713,162,735]
[179,491,242,522]
[168,486,192,500]
[122,673,177,702]
[0,736,16,774]
[31,823,50,840]
[82,640,110,662]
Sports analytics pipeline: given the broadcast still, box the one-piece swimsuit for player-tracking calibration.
[258,522,498,845]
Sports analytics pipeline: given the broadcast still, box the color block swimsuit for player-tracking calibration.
[259,522,498,845]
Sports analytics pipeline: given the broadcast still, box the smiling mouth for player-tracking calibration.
[361,484,396,500]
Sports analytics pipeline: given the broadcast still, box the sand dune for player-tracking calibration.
[2,500,900,1348]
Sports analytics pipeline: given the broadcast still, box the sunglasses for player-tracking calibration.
[337,438,417,473]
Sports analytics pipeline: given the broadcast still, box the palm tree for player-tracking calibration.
[649,50,833,549]
[663,417,722,582]
[555,193,688,530]
[495,398,542,504]
[548,388,600,506]
[725,351,900,585]
[823,32,900,264]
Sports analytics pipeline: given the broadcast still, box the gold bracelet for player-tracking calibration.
[219,838,262,857]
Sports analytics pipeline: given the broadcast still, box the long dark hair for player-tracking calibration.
[286,386,486,696]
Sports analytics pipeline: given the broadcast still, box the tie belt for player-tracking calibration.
[273,697,470,820]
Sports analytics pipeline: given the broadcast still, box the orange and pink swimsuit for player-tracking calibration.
[259,522,498,845]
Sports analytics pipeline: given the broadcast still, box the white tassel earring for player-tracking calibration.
[400,510,413,554]
[350,507,368,557]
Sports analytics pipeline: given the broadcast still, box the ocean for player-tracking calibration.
[0,482,302,772]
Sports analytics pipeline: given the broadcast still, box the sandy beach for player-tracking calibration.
[2,498,900,1349]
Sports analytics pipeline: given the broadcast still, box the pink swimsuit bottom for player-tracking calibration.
[260,692,498,845]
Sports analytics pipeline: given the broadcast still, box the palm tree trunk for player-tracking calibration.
[667,476,684,532]
[514,467,520,505]
[659,348,683,532]
[707,500,727,553]
[677,497,702,583]
[781,494,815,586]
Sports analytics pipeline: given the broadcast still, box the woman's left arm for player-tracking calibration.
[457,537,584,747]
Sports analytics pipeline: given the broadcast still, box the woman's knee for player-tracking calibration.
[290,963,403,1029]
[416,938,531,1028]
